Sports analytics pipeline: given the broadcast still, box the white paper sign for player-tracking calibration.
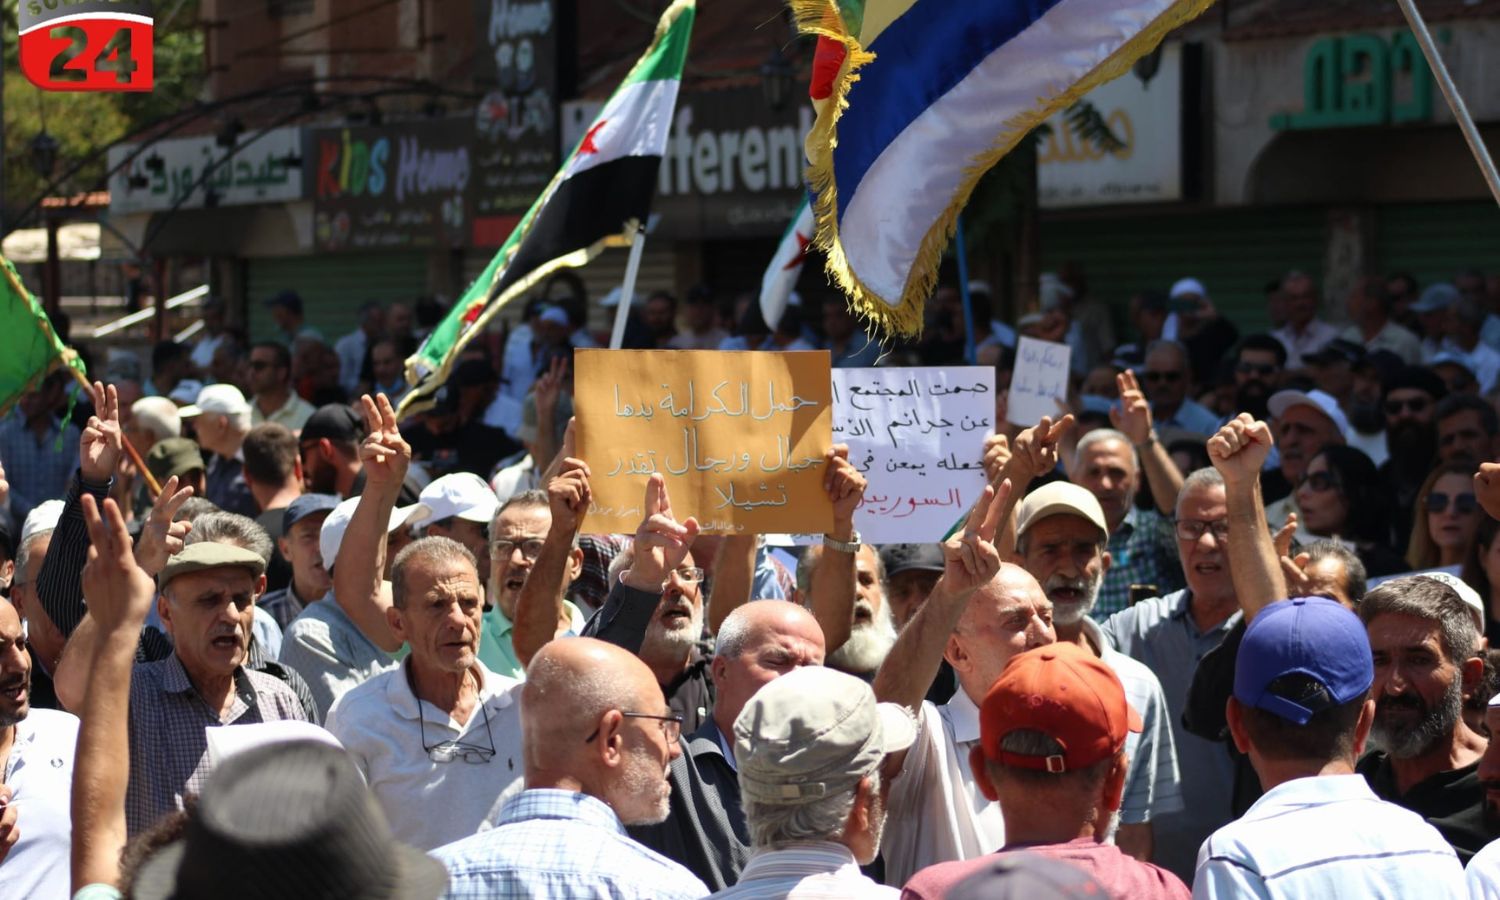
[833,366,994,543]
[1008,337,1071,427]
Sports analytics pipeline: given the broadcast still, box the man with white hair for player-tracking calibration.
[1012,480,1183,861]
[709,666,915,898]
[10,501,64,710]
[798,542,897,678]
[125,396,181,455]
[179,383,257,516]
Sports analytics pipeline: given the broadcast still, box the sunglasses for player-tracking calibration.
[1385,397,1431,416]
[1426,491,1479,515]
[1143,370,1183,384]
[1299,471,1337,493]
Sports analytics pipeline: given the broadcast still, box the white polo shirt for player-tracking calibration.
[880,690,1004,887]
[0,709,78,900]
[326,658,524,851]
[1193,774,1464,898]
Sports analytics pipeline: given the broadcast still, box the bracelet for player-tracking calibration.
[823,531,862,553]
[1134,435,1158,451]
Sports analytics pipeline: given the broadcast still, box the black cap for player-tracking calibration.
[1383,365,1447,401]
[301,404,364,444]
[1306,338,1366,367]
[451,359,499,389]
[880,543,945,577]
[263,289,304,314]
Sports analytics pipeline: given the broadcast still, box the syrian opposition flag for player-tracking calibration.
[401,0,695,413]
[759,197,813,331]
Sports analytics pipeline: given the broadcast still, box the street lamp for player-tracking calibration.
[30,130,62,316]
[761,46,794,112]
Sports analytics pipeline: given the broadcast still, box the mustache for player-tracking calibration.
[1376,695,1426,713]
[1044,574,1090,593]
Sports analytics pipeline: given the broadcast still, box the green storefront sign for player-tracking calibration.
[1271,31,1437,130]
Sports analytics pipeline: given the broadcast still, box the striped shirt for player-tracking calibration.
[433,789,709,900]
[708,842,897,899]
[1193,774,1465,899]
[1081,618,1183,827]
[126,654,309,835]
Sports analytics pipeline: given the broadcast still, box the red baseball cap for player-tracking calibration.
[979,643,1142,774]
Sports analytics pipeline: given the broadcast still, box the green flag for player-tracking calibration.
[399,0,696,417]
[0,257,84,416]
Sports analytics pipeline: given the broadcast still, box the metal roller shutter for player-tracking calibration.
[245,253,429,343]
[1040,206,1327,335]
[1374,201,1500,286]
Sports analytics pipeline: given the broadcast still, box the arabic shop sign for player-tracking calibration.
[312,119,472,251]
[471,0,560,232]
[1270,30,1434,130]
[107,127,305,215]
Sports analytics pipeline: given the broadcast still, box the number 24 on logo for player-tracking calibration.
[20,19,155,92]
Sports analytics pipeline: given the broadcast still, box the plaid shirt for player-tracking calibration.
[1094,507,1183,620]
[434,789,709,900]
[0,411,79,521]
[125,654,308,835]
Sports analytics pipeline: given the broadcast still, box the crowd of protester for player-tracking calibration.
[6,266,1500,898]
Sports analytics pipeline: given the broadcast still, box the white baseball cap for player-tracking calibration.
[1267,389,1352,443]
[319,495,418,572]
[21,500,65,545]
[179,383,251,419]
[406,473,500,531]
[1170,277,1207,299]
[1418,571,1486,632]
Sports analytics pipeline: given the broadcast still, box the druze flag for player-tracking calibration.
[793,0,1216,337]
[401,0,696,415]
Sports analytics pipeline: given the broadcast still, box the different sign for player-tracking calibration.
[1039,43,1182,209]
[107,128,305,215]
[576,349,834,535]
[312,119,472,251]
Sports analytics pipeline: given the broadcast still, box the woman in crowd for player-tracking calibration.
[1462,515,1500,645]
[1407,460,1484,570]
[1294,445,1405,576]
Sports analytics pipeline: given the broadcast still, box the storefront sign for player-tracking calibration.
[471,0,560,241]
[1039,44,1182,209]
[107,128,305,215]
[311,119,472,251]
[1270,30,1433,130]
[562,89,812,239]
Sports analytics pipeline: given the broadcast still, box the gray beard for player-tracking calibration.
[1370,675,1465,760]
[640,604,703,664]
[827,617,898,675]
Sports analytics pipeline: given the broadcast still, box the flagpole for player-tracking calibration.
[955,215,978,364]
[610,222,648,349]
[1395,0,1500,206]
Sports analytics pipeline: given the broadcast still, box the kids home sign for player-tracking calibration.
[20,0,154,92]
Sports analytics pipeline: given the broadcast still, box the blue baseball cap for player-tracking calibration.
[1234,597,1373,725]
[282,493,341,534]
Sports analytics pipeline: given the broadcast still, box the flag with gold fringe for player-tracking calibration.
[792,0,1217,337]
[0,257,85,417]
[400,0,695,416]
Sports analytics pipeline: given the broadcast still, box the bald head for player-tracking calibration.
[522,637,680,824]
[948,563,1056,704]
[711,600,826,736]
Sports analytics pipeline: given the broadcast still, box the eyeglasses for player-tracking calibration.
[1143,370,1183,384]
[420,698,497,764]
[1299,471,1337,493]
[1236,362,1277,377]
[1426,491,1479,515]
[1385,397,1431,416]
[1174,518,1230,542]
[585,711,684,745]
[492,538,546,560]
[663,566,705,588]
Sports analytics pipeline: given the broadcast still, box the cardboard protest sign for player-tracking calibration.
[834,367,994,543]
[1008,336,1071,426]
[575,349,834,534]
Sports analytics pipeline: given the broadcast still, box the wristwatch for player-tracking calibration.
[823,531,862,553]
